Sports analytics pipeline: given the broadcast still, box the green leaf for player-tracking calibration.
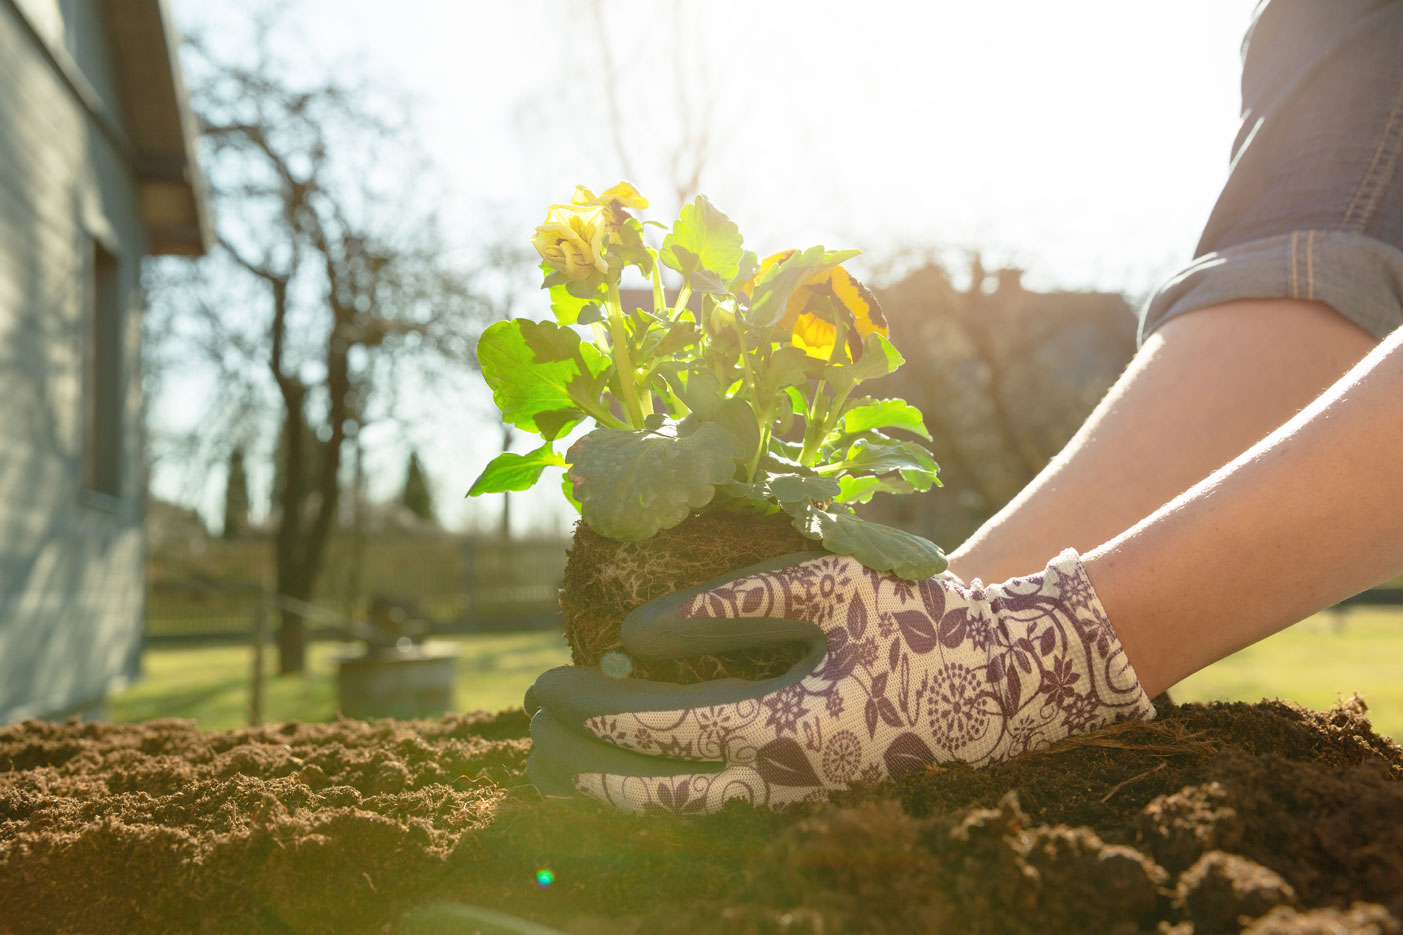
[609,216,654,276]
[764,346,812,396]
[548,272,609,325]
[716,397,761,464]
[566,423,741,540]
[839,398,932,441]
[467,442,565,496]
[674,370,722,420]
[834,475,883,504]
[659,195,744,286]
[833,472,936,502]
[746,245,825,328]
[662,248,729,294]
[767,473,841,503]
[829,437,939,476]
[848,333,905,382]
[650,321,702,359]
[782,499,827,539]
[821,248,861,266]
[535,408,584,442]
[478,318,608,434]
[783,386,808,423]
[745,247,864,323]
[717,479,771,511]
[727,250,759,292]
[561,470,581,512]
[520,318,586,363]
[817,512,947,580]
[775,391,795,434]
[900,468,939,491]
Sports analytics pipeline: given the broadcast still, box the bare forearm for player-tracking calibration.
[947,300,1376,582]
[1086,325,1403,696]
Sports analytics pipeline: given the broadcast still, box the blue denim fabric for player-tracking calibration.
[1139,0,1403,343]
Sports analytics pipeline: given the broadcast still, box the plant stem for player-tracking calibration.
[589,321,610,352]
[822,382,856,440]
[800,382,828,466]
[673,284,692,319]
[650,260,667,321]
[568,385,630,430]
[799,312,857,465]
[746,419,771,483]
[607,280,647,427]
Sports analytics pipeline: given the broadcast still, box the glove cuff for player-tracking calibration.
[974,548,1157,764]
[1045,547,1157,723]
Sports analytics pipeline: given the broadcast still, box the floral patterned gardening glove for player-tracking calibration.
[524,549,1155,815]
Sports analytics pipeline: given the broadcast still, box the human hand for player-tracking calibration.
[524,549,1154,815]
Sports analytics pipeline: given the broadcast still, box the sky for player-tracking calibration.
[156,0,1259,534]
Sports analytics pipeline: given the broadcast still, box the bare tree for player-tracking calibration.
[575,0,725,214]
[147,22,507,673]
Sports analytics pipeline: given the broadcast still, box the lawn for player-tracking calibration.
[110,608,1402,743]
[109,631,573,731]
[1173,605,1403,742]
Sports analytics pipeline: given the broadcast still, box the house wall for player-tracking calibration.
[0,0,148,721]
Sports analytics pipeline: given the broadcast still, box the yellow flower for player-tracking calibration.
[749,250,889,361]
[532,203,610,280]
[572,181,649,229]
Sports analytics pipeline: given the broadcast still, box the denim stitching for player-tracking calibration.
[1289,230,1299,299]
[1341,73,1403,232]
[1306,229,1316,301]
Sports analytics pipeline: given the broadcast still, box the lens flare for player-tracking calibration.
[535,868,554,888]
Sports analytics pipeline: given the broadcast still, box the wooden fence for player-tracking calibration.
[145,535,570,643]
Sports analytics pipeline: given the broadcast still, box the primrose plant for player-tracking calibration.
[468,182,947,580]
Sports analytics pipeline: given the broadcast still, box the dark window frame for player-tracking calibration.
[81,238,123,501]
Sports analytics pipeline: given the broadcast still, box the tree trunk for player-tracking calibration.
[275,562,312,674]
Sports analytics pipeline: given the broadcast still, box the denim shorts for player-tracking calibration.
[1139,0,1403,343]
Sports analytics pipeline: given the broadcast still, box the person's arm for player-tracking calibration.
[1087,321,1403,697]
[522,321,1403,814]
[947,298,1377,582]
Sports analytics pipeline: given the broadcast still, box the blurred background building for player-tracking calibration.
[0,0,206,720]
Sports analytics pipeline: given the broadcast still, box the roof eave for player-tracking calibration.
[107,0,211,256]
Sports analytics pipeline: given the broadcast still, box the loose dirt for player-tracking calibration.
[2,696,1400,934]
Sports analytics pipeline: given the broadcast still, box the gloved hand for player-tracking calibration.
[525,549,1154,814]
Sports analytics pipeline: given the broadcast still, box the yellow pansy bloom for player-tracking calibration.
[750,250,889,361]
[572,181,649,229]
[532,203,611,281]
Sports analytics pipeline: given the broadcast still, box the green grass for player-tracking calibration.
[109,631,573,731]
[112,609,1403,743]
[1173,606,1403,743]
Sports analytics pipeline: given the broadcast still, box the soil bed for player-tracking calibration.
[2,697,1401,935]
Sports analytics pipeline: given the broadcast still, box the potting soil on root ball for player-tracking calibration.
[560,512,825,683]
[1,697,1401,935]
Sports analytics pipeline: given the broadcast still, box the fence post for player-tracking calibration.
[462,536,477,627]
[250,582,269,727]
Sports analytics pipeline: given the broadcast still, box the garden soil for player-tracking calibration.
[2,697,1401,935]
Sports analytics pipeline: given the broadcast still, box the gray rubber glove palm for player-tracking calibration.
[525,549,1154,815]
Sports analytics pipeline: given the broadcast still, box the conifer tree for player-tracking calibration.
[222,448,249,540]
[401,451,434,524]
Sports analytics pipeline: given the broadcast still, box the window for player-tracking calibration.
[83,242,122,498]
